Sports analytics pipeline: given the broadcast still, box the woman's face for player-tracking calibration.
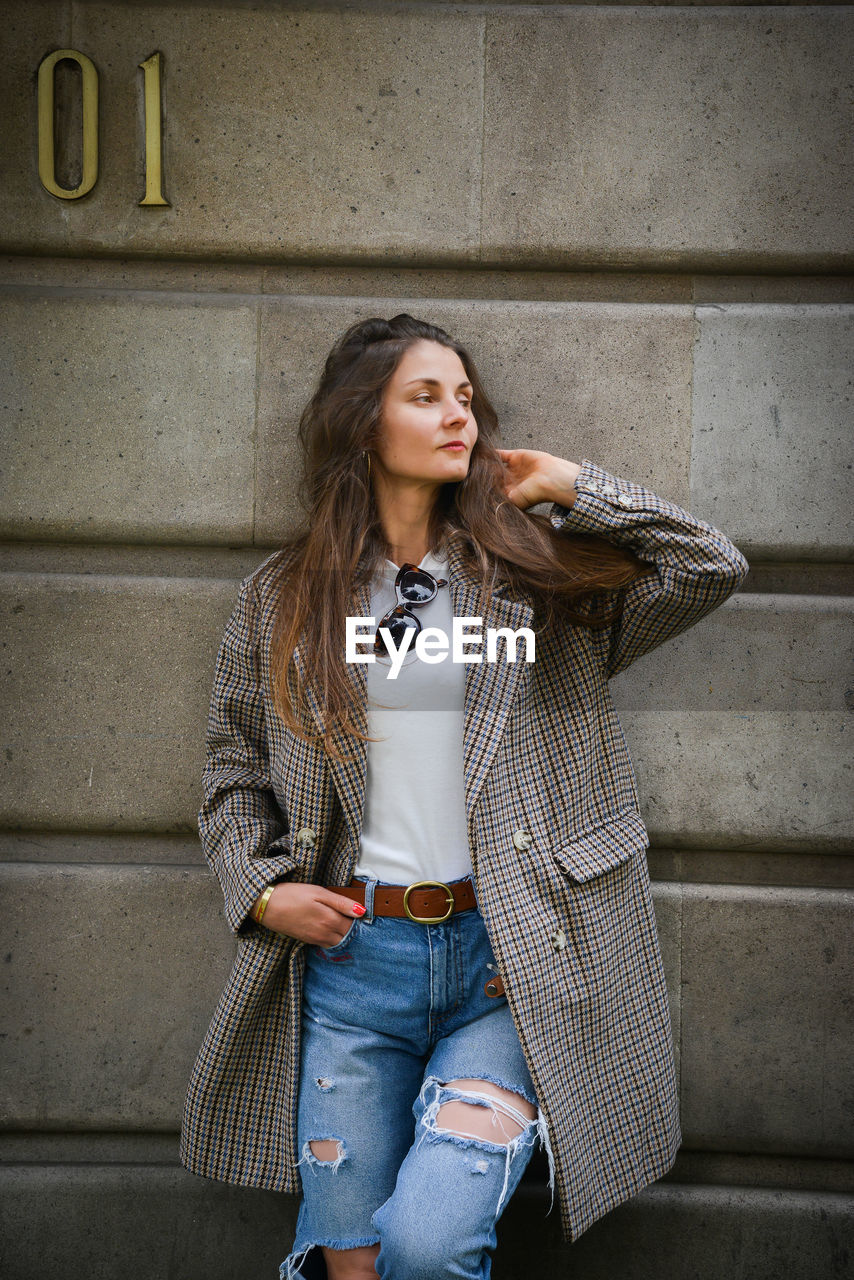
[374,339,478,491]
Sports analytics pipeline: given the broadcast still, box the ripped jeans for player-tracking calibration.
[282,885,551,1279]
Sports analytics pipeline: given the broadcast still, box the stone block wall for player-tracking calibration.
[1,2,852,1277]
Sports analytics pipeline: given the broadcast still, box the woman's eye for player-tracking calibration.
[412,393,470,408]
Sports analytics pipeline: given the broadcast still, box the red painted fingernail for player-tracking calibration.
[352,903,366,916]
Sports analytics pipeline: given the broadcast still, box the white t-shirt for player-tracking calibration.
[353,548,473,886]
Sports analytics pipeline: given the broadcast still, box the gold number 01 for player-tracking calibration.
[37,48,169,207]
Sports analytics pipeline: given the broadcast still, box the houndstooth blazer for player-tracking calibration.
[179,459,749,1241]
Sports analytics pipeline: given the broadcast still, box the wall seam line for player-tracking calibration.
[251,299,261,545]
[678,879,685,1116]
[477,11,487,266]
[688,298,700,511]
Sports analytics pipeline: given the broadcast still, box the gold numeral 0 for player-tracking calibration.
[139,51,169,207]
[37,48,99,200]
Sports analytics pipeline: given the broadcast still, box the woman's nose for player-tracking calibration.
[442,397,468,425]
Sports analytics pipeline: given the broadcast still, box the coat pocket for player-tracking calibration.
[551,807,649,884]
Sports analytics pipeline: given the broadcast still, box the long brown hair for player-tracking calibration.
[269,314,649,755]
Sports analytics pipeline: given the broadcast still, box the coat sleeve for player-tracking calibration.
[199,573,297,934]
[550,458,749,679]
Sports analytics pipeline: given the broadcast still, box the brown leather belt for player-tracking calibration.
[337,877,477,924]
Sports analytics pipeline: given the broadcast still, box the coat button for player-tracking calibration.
[617,493,634,509]
[512,829,532,851]
[550,929,567,951]
[295,827,316,848]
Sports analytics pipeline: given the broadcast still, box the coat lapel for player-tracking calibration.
[445,538,534,818]
[292,578,370,860]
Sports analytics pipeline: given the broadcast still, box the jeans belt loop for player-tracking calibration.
[363,876,377,923]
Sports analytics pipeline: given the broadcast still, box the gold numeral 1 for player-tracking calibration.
[37,49,99,199]
[139,51,170,207]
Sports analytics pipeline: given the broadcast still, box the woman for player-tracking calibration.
[180,313,748,1279]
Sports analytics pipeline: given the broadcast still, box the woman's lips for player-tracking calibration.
[440,442,466,451]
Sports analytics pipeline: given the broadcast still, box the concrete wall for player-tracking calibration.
[1,2,852,1276]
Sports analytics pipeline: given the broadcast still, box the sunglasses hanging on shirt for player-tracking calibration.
[373,563,448,657]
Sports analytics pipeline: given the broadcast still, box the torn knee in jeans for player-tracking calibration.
[435,1078,538,1145]
[415,1075,554,1217]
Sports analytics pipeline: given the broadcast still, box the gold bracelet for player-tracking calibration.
[252,885,275,926]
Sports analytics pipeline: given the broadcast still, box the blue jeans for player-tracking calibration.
[281,883,549,1279]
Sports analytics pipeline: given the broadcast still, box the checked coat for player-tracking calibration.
[179,459,749,1241]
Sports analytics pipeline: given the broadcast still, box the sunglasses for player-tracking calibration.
[373,563,448,656]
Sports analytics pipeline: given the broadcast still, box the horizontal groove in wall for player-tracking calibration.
[0,1133,182,1166]
[6,244,854,275]
[665,1151,854,1196]
[1,840,852,888]
[0,857,208,873]
[2,257,853,305]
[70,1,854,9]
[19,0,845,10]
[0,1133,850,1195]
[0,543,266,580]
[1,546,852,595]
[743,564,854,597]
[0,834,204,865]
[647,850,854,890]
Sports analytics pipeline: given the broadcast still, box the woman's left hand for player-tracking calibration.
[497,448,582,511]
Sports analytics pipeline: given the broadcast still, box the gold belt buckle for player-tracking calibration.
[403,880,455,924]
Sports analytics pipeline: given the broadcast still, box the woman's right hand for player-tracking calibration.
[251,882,364,946]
